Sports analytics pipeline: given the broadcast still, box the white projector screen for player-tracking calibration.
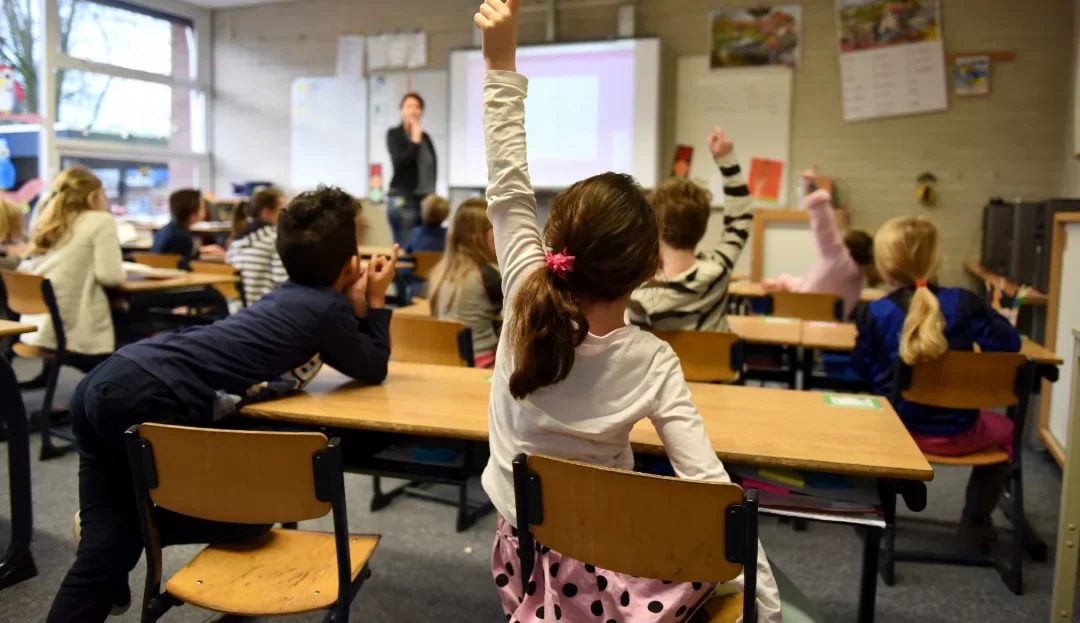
[449,39,661,190]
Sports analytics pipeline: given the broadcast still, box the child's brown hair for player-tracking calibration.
[650,178,712,250]
[508,172,659,399]
[428,197,494,313]
[231,187,285,238]
[421,194,450,227]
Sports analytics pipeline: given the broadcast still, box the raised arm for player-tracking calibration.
[804,188,846,260]
[476,0,545,303]
[698,128,752,272]
[649,348,782,622]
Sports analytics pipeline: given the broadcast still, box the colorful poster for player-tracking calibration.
[748,158,784,203]
[954,55,991,96]
[836,0,948,121]
[709,6,801,69]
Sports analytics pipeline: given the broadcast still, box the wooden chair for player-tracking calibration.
[648,329,745,384]
[389,315,473,367]
[884,351,1037,595]
[189,260,246,307]
[512,454,760,623]
[0,270,73,460]
[124,424,379,622]
[411,251,442,281]
[131,253,184,270]
[763,291,843,322]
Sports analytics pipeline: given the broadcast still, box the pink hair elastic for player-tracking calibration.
[545,247,575,280]
[915,279,928,288]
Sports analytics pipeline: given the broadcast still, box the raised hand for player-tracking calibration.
[410,121,423,144]
[707,126,734,159]
[366,243,401,308]
[474,0,519,72]
[801,165,819,193]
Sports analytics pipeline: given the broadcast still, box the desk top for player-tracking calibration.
[965,261,1048,306]
[242,362,933,481]
[0,320,36,338]
[397,299,431,317]
[191,221,233,234]
[727,315,801,346]
[728,282,886,303]
[116,272,240,293]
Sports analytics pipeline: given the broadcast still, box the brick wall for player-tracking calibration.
[212,0,1073,285]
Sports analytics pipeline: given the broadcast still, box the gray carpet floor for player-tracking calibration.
[0,360,1077,622]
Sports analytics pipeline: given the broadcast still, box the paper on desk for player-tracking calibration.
[763,507,885,529]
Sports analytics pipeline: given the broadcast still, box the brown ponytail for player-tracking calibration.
[231,200,250,238]
[507,172,659,399]
[874,216,947,364]
[231,187,284,238]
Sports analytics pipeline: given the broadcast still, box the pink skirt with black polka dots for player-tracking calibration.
[491,516,716,623]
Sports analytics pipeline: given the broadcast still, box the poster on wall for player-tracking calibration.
[953,55,990,96]
[836,0,948,121]
[709,6,801,69]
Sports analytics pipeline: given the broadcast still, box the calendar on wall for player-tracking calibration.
[836,0,947,122]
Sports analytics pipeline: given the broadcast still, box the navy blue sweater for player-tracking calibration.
[118,281,391,421]
[151,221,198,267]
[852,285,1020,436]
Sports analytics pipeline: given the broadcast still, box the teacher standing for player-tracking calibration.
[386,92,437,245]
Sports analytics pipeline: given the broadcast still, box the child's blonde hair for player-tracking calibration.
[0,199,23,245]
[29,167,104,257]
[429,197,493,313]
[421,194,450,227]
[875,216,946,364]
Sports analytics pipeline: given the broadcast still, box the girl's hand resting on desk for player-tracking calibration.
[366,243,400,309]
[708,126,734,159]
[346,263,370,318]
[474,0,519,72]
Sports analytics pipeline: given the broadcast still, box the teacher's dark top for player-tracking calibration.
[387,124,437,196]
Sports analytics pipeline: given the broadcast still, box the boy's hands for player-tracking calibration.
[474,0,519,72]
[346,262,370,318]
[708,126,734,159]
[366,244,400,309]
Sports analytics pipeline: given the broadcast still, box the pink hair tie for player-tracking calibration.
[545,247,575,280]
[915,279,928,288]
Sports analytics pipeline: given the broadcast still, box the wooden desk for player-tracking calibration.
[397,299,431,317]
[964,261,1048,306]
[121,239,153,251]
[116,272,240,294]
[358,245,405,258]
[727,315,801,346]
[191,221,233,235]
[0,320,36,338]
[243,362,932,481]
[728,282,886,303]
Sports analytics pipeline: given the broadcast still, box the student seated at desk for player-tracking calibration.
[151,189,224,267]
[46,187,399,623]
[225,187,288,303]
[852,216,1020,548]
[473,7,780,621]
[405,192,449,254]
[627,127,752,332]
[17,167,126,372]
[428,197,502,367]
[762,168,876,320]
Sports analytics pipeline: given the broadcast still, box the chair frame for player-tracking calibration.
[882,353,1038,595]
[511,453,760,623]
[1,271,73,460]
[124,425,370,622]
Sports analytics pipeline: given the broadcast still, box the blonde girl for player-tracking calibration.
[428,197,502,368]
[852,216,1020,548]
[18,167,125,365]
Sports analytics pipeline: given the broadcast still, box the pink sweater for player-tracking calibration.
[774,189,863,318]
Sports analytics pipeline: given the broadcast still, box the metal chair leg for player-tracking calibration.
[1004,466,1025,595]
[37,358,69,461]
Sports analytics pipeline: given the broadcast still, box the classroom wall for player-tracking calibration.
[1065,0,1080,197]
[212,0,1073,285]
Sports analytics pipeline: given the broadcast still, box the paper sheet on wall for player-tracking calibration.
[367,31,427,71]
[337,35,366,80]
[675,57,792,208]
[836,0,948,121]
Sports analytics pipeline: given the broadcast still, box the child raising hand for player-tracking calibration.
[474,1,782,621]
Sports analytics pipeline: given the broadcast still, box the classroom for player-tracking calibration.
[0,0,1079,621]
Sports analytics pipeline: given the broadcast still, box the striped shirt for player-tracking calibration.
[226,220,288,304]
[628,151,752,332]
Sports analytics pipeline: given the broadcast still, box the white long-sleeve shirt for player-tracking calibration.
[478,70,781,623]
[18,210,126,354]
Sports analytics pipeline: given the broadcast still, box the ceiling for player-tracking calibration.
[184,0,297,8]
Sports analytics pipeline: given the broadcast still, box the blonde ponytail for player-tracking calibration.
[29,167,103,257]
[899,285,947,364]
[875,215,947,364]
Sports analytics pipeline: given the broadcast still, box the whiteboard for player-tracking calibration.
[290,78,368,198]
[675,57,793,208]
[762,221,816,280]
[1049,222,1080,452]
[368,70,448,197]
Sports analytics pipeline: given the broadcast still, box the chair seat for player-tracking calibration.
[12,342,52,359]
[165,528,379,616]
[924,448,1009,466]
[703,591,742,622]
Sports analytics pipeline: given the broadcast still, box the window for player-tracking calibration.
[66,2,195,79]
[61,154,202,219]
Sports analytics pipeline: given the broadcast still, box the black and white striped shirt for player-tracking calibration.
[225,220,288,304]
[628,151,752,332]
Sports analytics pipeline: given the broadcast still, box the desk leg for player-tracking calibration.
[800,347,815,391]
[0,358,36,590]
[858,526,881,623]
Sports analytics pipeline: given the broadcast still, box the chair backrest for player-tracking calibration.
[390,315,473,367]
[648,329,744,383]
[765,291,843,322]
[411,251,443,280]
[891,350,1036,411]
[1,269,48,315]
[189,260,243,302]
[131,252,183,270]
[130,423,333,524]
[515,455,751,583]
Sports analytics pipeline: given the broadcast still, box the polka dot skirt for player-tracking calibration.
[491,516,716,623]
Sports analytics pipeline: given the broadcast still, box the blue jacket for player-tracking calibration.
[852,285,1020,436]
[404,224,446,255]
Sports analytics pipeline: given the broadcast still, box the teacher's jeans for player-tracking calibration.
[388,192,422,246]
